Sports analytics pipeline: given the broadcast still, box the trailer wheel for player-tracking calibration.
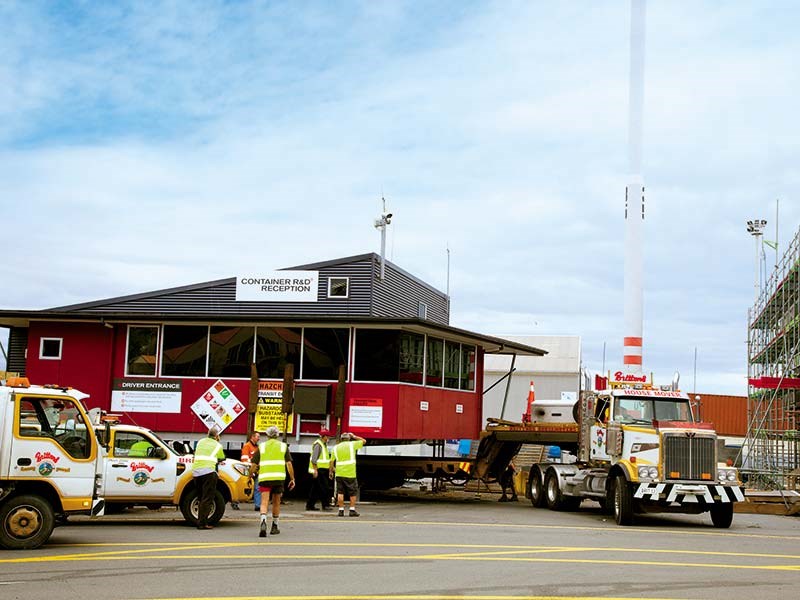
[529,466,546,508]
[0,495,56,550]
[709,503,734,528]
[612,474,634,525]
[180,489,226,526]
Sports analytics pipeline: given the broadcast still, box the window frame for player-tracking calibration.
[124,325,160,377]
[327,277,350,299]
[39,337,62,360]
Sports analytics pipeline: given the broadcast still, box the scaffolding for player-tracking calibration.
[745,225,800,489]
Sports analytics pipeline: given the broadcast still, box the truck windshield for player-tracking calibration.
[614,397,692,424]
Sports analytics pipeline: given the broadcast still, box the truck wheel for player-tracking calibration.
[613,474,634,525]
[180,489,226,526]
[709,503,734,528]
[529,466,546,508]
[0,495,56,550]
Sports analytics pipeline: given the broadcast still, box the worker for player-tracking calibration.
[249,425,295,537]
[191,427,225,530]
[498,459,518,502]
[331,432,366,517]
[128,438,154,457]
[306,429,333,511]
[240,431,261,510]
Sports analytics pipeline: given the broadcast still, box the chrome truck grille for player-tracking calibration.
[663,434,716,481]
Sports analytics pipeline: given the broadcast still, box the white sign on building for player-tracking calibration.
[235,271,319,302]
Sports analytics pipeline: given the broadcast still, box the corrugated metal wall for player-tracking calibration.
[7,327,28,375]
[695,393,747,437]
[371,259,449,324]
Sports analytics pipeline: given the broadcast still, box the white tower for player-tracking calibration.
[623,0,646,375]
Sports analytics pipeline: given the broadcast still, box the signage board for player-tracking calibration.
[190,379,246,433]
[111,378,182,413]
[236,271,319,302]
[254,381,294,434]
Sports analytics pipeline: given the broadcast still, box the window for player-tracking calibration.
[17,396,90,459]
[426,337,444,387]
[40,338,62,360]
[161,325,208,377]
[418,301,428,320]
[208,326,255,378]
[354,329,400,382]
[460,345,476,391]
[302,328,349,380]
[114,431,156,458]
[126,326,159,376]
[444,341,461,389]
[399,332,424,384]
[255,327,301,379]
[328,277,349,298]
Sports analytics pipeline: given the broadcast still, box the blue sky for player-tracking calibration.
[1,1,798,395]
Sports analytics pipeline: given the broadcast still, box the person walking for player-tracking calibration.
[240,431,261,510]
[331,432,365,517]
[249,425,295,537]
[498,459,518,502]
[191,427,225,530]
[306,429,333,511]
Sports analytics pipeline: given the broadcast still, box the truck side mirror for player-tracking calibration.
[152,447,167,460]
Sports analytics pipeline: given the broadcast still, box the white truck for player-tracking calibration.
[0,378,105,549]
[94,416,253,525]
[527,378,745,527]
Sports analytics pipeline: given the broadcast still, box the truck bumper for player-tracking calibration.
[634,482,744,504]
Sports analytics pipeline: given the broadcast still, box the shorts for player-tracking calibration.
[335,476,359,497]
[258,482,285,495]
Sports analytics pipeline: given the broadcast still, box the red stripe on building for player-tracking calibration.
[624,337,643,347]
[623,355,643,365]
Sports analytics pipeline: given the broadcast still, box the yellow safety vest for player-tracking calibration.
[333,441,359,478]
[308,438,330,473]
[192,437,223,471]
[258,440,287,483]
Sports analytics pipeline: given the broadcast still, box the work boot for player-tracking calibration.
[498,496,509,502]
[338,509,345,517]
[270,522,280,535]
[259,521,267,538]
[349,509,360,517]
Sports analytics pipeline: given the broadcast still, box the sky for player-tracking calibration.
[1,1,798,396]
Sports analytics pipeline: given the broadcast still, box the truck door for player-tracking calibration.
[11,394,98,506]
[104,430,177,500]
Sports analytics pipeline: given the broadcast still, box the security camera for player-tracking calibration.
[384,213,392,223]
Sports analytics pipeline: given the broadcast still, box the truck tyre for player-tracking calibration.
[709,503,734,528]
[613,474,634,526]
[529,466,546,508]
[0,495,56,550]
[180,488,226,526]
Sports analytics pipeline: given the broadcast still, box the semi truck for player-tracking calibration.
[0,377,105,549]
[526,374,744,527]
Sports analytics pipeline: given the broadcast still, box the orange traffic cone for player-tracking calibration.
[522,380,535,423]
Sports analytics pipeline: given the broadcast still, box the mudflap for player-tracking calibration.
[91,498,106,517]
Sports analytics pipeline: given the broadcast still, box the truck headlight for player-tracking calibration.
[726,471,737,482]
[718,469,738,482]
[232,463,250,477]
[638,466,658,480]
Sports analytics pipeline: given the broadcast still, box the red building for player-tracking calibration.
[0,254,544,449]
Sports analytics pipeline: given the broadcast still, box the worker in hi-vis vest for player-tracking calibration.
[249,425,295,537]
[331,432,366,517]
[191,427,225,530]
[306,429,333,511]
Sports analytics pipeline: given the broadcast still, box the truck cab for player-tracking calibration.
[96,417,252,525]
[0,378,104,549]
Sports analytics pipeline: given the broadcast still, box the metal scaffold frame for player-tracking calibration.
[745,225,800,489]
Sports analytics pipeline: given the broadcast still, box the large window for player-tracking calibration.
[460,345,476,391]
[399,332,425,384]
[208,326,255,378]
[127,326,159,376]
[161,325,208,377]
[354,329,400,382]
[426,337,444,387]
[444,341,461,389]
[302,328,349,380]
[255,327,301,379]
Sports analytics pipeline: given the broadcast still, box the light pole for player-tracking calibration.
[374,197,392,280]
[747,219,767,302]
